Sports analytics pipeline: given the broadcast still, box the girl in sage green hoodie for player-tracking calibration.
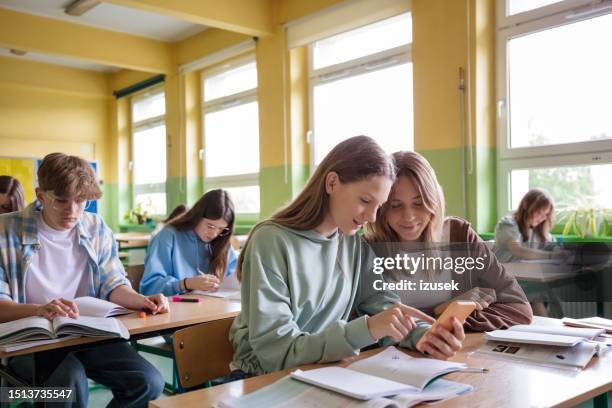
[229,136,466,376]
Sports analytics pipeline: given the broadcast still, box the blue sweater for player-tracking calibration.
[140,225,237,296]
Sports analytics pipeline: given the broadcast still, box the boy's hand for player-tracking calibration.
[36,298,79,320]
[139,294,169,315]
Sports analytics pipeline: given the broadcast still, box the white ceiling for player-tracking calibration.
[0,48,120,72]
[0,0,206,42]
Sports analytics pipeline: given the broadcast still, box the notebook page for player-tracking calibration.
[347,347,466,390]
[74,296,132,317]
[509,324,603,339]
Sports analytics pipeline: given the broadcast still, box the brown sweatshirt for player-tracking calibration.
[446,217,533,331]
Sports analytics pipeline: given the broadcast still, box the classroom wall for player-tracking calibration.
[412,0,496,232]
[0,0,497,233]
[0,56,113,222]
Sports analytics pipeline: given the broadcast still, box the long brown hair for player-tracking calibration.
[237,135,395,280]
[0,175,26,213]
[514,188,554,242]
[169,189,234,279]
[365,151,445,243]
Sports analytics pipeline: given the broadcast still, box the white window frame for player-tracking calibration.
[130,86,166,215]
[308,15,413,170]
[496,0,612,217]
[201,54,260,216]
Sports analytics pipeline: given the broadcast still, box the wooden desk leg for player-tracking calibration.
[594,393,609,408]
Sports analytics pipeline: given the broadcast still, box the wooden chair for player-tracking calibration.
[126,264,145,291]
[172,318,235,390]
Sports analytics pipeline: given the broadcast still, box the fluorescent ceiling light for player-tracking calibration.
[65,0,100,17]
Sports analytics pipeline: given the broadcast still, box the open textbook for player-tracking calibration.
[290,347,470,400]
[218,373,472,408]
[192,272,241,299]
[0,315,129,352]
[485,324,604,347]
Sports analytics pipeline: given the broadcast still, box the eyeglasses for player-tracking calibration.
[45,192,92,212]
[204,222,231,237]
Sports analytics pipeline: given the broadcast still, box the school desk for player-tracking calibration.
[0,296,240,386]
[114,231,152,250]
[149,323,612,408]
[506,261,608,316]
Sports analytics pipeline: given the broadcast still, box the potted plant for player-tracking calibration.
[557,207,611,238]
[124,201,153,225]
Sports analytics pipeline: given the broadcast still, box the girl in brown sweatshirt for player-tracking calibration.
[365,151,532,332]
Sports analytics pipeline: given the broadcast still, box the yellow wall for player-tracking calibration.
[0,55,113,218]
[0,56,110,174]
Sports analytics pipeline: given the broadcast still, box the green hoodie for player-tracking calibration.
[230,222,430,374]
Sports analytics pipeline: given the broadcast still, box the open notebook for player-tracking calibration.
[192,272,241,299]
[485,324,604,347]
[563,317,612,334]
[219,375,471,408]
[290,347,469,400]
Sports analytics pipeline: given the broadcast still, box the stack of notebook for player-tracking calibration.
[478,318,611,369]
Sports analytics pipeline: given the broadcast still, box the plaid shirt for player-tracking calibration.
[0,203,130,303]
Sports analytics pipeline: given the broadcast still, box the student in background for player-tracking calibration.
[151,203,189,237]
[0,153,166,408]
[140,189,236,296]
[365,151,532,332]
[230,136,464,379]
[493,188,560,263]
[0,175,26,214]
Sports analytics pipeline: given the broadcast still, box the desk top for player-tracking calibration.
[150,331,612,408]
[0,296,241,358]
[114,232,152,242]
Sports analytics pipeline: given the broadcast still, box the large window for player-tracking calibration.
[309,13,413,166]
[202,57,260,215]
[497,0,612,216]
[131,87,167,215]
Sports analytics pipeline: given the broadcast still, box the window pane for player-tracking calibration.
[510,163,612,210]
[508,14,612,148]
[133,125,167,184]
[216,185,260,214]
[507,0,562,15]
[313,13,412,70]
[313,63,413,165]
[204,62,257,102]
[135,193,166,216]
[132,92,165,122]
[204,102,259,177]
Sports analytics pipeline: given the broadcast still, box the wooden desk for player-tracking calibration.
[115,232,152,249]
[0,296,241,359]
[150,331,612,408]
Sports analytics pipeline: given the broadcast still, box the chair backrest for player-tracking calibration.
[172,317,235,389]
[126,264,145,292]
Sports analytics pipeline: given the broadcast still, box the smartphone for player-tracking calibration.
[433,301,477,331]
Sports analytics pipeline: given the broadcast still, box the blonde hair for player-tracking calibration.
[237,136,395,280]
[38,153,102,201]
[365,151,445,243]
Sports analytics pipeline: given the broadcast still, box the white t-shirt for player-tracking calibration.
[25,213,90,304]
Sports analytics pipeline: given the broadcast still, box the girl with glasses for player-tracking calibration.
[140,189,237,296]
